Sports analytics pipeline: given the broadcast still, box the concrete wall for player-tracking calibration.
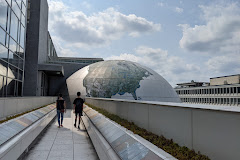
[85,97,240,160]
[24,0,49,96]
[24,0,41,96]
[38,0,48,64]
[210,75,240,85]
[0,96,56,120]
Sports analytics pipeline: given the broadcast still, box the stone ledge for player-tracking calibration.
[0,104,56,160]
[83,106,177,160]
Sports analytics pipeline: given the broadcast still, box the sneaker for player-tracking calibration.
[74,124,76,128]
[61,125,63,127]
[58,126,60,128]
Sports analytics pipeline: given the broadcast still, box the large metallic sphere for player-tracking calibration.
[67,60,181,103]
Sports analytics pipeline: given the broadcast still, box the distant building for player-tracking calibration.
[175,75,240,106]
[210,74,240,86]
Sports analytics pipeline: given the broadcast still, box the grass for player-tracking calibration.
[85,103,210,160]
[0,103,55,124]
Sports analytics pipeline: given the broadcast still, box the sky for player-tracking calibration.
[48,0,240,87]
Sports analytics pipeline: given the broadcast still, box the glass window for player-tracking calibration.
[6,78,16,96]
[18,57,23,69]
[6,6,11,33]
[20,24,24,48]
[8,63,18,79]
[9,37,17,52]
[10,11,18,41]
[0,75,5,96]
[0,58,8,76]
[18,69,22,80]
[0,43,8,59]
[0,0,8,30]
[0,27,6,45]
[233,87,237,93]
[6,0,11,5]
[21,2,26,15]
[22,0,26,6]
[8,50,19,67]
[12,0,21,19]
[16,0,22,8]
[21,13,25,26]
[18,46,24,58]
[17,81,22,96]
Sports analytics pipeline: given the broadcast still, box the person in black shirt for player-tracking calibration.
[73,92,85,129]
[56,93,66,128]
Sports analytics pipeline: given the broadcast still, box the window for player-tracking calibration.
[22,2,26,16]
[8,64,18,79]
[9,37,17,53]
[10,12,19,42]
[0,0,8,29]
[12,0,21,19]
[227,88,229,94]
[0,75,6,96]
[0,0,25,97]
[6,78,17,96]
[233,87,237,94]
[0,59,8,76]
[0,27,6,45]
[8,51,19,67]
[0,44,8,59]
[20,24,24,48]
[21,14,25,26]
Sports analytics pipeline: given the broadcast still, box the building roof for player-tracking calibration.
[176,81,209,87]
[210,74,240,79]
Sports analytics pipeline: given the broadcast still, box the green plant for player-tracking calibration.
[85,103,210,160]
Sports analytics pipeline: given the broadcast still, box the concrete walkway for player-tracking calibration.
[24,109,99,160]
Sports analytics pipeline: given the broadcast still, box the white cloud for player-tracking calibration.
[48,1,161,48]
[157,2,164,7]
[175,7,183,13]
[81,1,91,9]
[179,3,240,76]
[179,3,240,54]
[107,46,201,86]
[206,54,240,74]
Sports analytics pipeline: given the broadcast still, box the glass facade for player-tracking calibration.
[47,32,58,61]
[0,0,26,96]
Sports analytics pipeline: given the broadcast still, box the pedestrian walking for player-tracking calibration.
[56,93,66,128]
[73,92,85,129]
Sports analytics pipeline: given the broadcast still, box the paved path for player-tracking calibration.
[24,109,99,160]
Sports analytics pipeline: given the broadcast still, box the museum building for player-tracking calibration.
[175,74,240,106]
[0,0,103,99]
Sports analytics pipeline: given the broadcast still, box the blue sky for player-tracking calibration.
[48,0,240,86]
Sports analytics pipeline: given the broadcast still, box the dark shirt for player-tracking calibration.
[56,99,65,110]
[73,98,85,113]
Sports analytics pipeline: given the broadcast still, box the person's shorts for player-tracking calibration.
[75,111,82,116]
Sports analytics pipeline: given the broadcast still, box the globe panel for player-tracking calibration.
[67,60,181,103]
